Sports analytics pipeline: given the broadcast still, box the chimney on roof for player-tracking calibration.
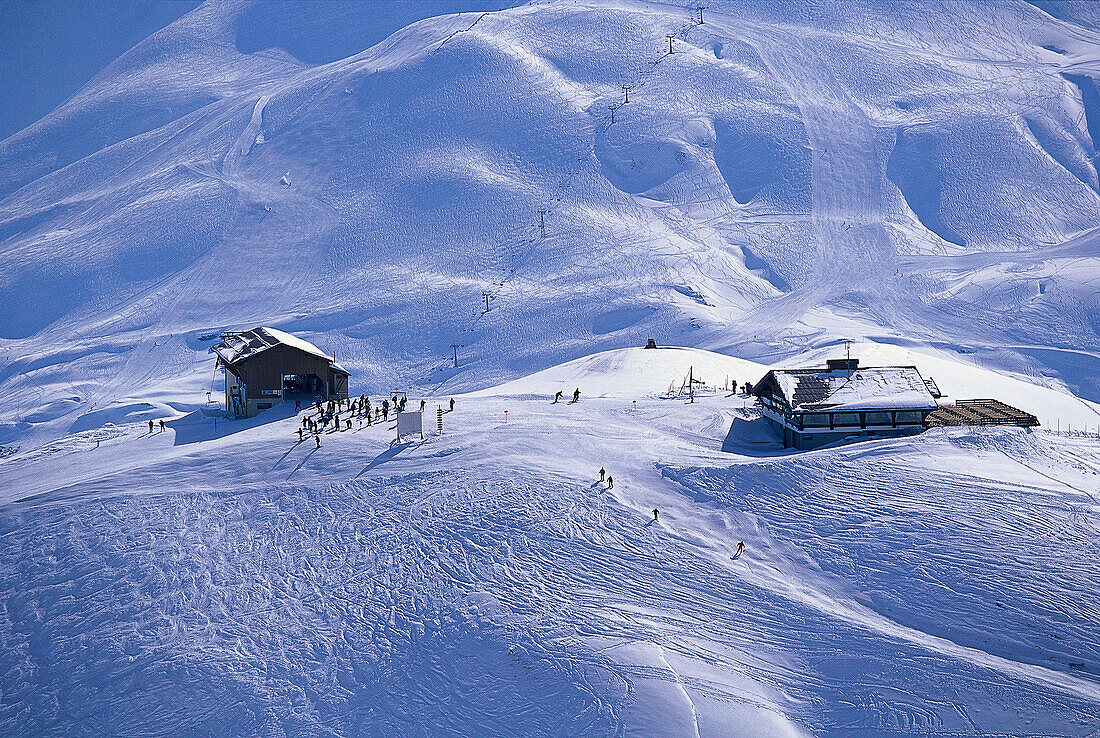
[826,358,859,372]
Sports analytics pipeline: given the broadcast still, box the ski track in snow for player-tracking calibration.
[1,374,1099,736]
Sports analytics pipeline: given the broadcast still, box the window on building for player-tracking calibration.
[895,410,924,424]
[802,413,830,427]
[832,412,861,426]
[864,411,892,426]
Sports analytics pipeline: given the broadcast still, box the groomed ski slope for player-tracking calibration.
[1,347,1098,736]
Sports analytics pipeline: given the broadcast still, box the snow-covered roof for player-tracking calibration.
[758,365,938,412]
[213,327,344,370]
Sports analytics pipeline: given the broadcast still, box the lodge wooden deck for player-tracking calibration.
[925,399,1040,428]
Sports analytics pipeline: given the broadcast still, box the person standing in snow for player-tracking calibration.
[652,508,659,521]
[148,419,154,433]
[315,435,321,449]
[607,476,614,489]
[420,400,426,412]
[382,400,389,420]
[599,467,605,482]
[571,388,581,404]
[297,428,303,442]
[159,420,165,432]
[553,391,563,404]
[294,399,302,412]
[449,398,455,412]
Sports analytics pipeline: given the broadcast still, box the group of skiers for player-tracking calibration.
[295,394,456,446]
[553,388,582,404]
[146,419,165,433]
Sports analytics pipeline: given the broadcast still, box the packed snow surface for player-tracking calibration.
[2,346,1100,735]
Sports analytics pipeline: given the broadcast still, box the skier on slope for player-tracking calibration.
[159,420,165,432]
[315,435,321,449]
[599,467,605,482]
[382,400,389,420]
[148,420,154,433]
[734,541,746,558]
[449,398,455,412]
[553,391,563,404]
[420,400,426,412]
[652,508,659,521]
[607,476,614,489]
[571,388,581,404]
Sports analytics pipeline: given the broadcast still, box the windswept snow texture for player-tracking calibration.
[1,347,1099,735]
[1,0,1100,447]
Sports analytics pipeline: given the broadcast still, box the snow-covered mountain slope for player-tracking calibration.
[2,4,1100,733]
[0,0,202,142]
[2,0,1100,446]
[1,347,1098,736]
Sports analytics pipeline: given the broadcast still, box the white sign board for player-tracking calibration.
[396,410,423,438]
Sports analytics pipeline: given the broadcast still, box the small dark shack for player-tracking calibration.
[213,327,349,418]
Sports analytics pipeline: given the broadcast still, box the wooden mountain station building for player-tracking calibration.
[213,327,349,418]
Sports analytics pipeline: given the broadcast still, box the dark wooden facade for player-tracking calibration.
[220,340,349,418]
